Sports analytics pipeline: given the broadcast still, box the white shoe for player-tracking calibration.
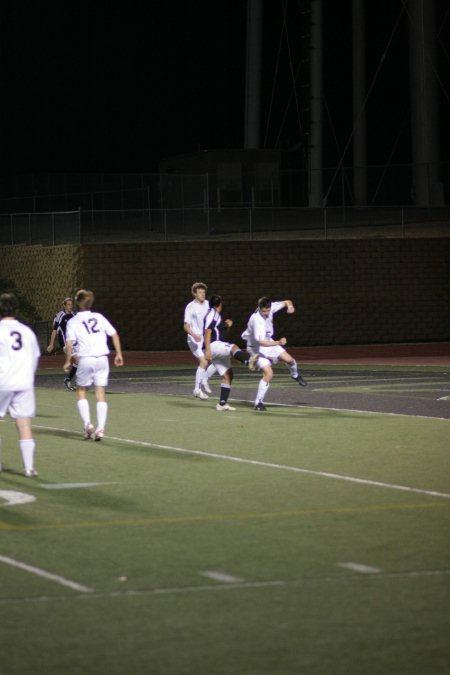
[248,353,259,371]
[201,380,212,394]
[24,468,38,478]
[94,429,104,442]
[194,388,208,400]
[216,403,236,411]
[84,423,94,439]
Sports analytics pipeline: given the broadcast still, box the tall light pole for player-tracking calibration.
[353,0,367,206]
[309,0,323,207]
[409,0,443,206]
[244,0,263,148]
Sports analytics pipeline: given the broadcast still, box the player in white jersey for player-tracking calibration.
[64,289,123,441]
[242,296,307,411]
[183,282,217,400]
[204,294,251,411]
[0,293,41,476]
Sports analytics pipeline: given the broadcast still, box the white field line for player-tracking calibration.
[151,391,450,421]
[1,568,449,606]
[0,490,36,506]
[34,424,450,500]
[200,570,244,583]
[0,554,93,593]
[337,562,381,574]
[238,399,450,422]
[40,482,119,490]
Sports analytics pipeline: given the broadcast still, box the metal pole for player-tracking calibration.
[206,173,211,235]
[409,0,441,206]
[352,0,367,206]
[309,0,324,207]
[244,0,263,148]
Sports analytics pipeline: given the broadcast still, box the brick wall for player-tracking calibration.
[0,238,448,349]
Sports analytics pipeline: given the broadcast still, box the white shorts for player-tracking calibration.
[210,342,232,376]
[0,389,36,419]
[187,338,205,360]
[250,344,286,369]
[76,355,110,388]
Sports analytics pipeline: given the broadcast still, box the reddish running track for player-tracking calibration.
[39,342,450,369]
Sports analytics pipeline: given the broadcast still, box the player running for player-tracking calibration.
[47,296,78,390]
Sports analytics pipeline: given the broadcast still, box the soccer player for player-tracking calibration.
[183,281,216,400]
[204,294,250,411]
[0,292,41,476]
[242,296,307,411]
[47,296,78,390]
[63,289,123,441]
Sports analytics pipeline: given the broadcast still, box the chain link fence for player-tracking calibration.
[0,205,449,245]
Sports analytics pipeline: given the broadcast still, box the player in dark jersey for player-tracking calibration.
[204,294,251,411]
[47,297,78,390]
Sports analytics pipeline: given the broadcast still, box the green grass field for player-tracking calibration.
[0,375,449,675]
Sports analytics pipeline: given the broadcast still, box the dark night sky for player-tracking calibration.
[1,1,449,179]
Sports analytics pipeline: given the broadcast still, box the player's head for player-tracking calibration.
[257,296,272,317]
[209,294,223,311]
[191,282,207,301]
[75,289,94,310]
[62,297,73,311]
[0,292,18,318]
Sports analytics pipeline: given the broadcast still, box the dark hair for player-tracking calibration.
[0,292,18,318]
[257,296,271,310]
[209,294,222,308]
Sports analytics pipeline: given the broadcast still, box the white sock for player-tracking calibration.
[288,361,298,378]
[255,379,270,405]
[96,401,108,431]
[205,363,217,380]
[20,439,35,472]
[195,366,206,390]
[77,399,91,427]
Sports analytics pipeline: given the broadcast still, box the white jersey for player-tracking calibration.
[241,301,285,352]
[184,299,210,342]
[66,311,117,357]
[0,319,41,390]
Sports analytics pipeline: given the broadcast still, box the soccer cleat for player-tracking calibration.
[84,423,95,439]
[64,378,76,391]
[201,380,212,394]
[254,401,267,412]
[94,429,104,442]
[216,403,236,411]
[248,353,259,371]
[24,468,38,478]
[293,374,307,387]
[194,388,208,400]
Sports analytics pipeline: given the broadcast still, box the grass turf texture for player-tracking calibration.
[0,382,449,675]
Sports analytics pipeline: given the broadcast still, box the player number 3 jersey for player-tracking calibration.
[0,319,41,390]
